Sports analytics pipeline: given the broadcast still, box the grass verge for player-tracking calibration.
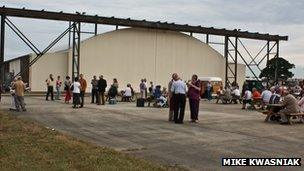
[0,112,181,170]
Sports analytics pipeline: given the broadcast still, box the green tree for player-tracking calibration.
[259,57,295,81]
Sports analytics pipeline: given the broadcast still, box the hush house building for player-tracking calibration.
[0,7,288,92]
[4,28,246,92]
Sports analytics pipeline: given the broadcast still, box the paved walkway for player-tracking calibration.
[1,96,303,170]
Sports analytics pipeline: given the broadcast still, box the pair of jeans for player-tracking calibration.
[56,87,61,100]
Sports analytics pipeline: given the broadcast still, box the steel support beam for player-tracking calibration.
[68,21,71,48]
[0,15,5,83]
[72,22,81,80]
[224,36,229,87]
[94,23,97,35]
[275,40,279,83]
[0,7,288,41]
[234,37,238,83]
[12,22,75,80]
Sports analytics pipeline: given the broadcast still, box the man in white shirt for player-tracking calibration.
[242,88,252,109]
[171,74,187,124]
[122,84,132,102]
[231,86,241,104]
[261,87,272,109]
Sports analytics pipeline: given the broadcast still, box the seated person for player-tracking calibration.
[279,90,301,124]
[252,88,261,100]
[261,87,272,109]
[293,84,302,97]
[108,84,118,100]
[269,87,281,104]
[121,84,132,102]
[153,85,162,99]
[220,86,232,104]
[298,95,304,113]
[231,86,241,104]
[242,88,252,109]
[155,95,168,108]
[152,85,168,107]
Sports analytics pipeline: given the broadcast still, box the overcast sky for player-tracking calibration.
[2,0,304,76]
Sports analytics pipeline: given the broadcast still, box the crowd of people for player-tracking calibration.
[5,72,304,125]
[214,80,304,124]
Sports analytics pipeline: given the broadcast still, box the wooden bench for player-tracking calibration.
[263,111,304,124]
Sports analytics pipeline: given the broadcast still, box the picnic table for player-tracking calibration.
[262,104,304,124]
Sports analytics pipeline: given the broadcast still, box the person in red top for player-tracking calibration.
[252,88,261,100]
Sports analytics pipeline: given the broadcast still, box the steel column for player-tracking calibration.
[0,15,5,83]
[234,37,238,83]
[94,23,97,35]
[224,36,229,87]
[72,22,81,80]
[266,41,270,63]
[68,21,71,48]
[275,40,279,83]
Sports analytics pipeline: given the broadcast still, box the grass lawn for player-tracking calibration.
[0,112,181,170]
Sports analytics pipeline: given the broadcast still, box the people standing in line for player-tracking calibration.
[79,74,87,108]
[72,77,81,108]
[55,76,62,100]
[140,79,147,99]
[187,74,201,123]
[206,81,212,101]
[91,75,98,104]
[171,74,187,124]
[64,76,72,103]
[45,74,54,101]
[97,75,107,105]
[168,74,176,121]
[12,76,26,112]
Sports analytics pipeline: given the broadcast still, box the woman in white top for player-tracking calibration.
[72,77,81,108]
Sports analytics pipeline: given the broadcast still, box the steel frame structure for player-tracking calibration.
[0,6,288,85]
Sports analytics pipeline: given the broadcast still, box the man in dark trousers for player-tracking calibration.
[97,75,107,105]
[170,73,187,124]
[79,74,87,108]
[91,75,98,103]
